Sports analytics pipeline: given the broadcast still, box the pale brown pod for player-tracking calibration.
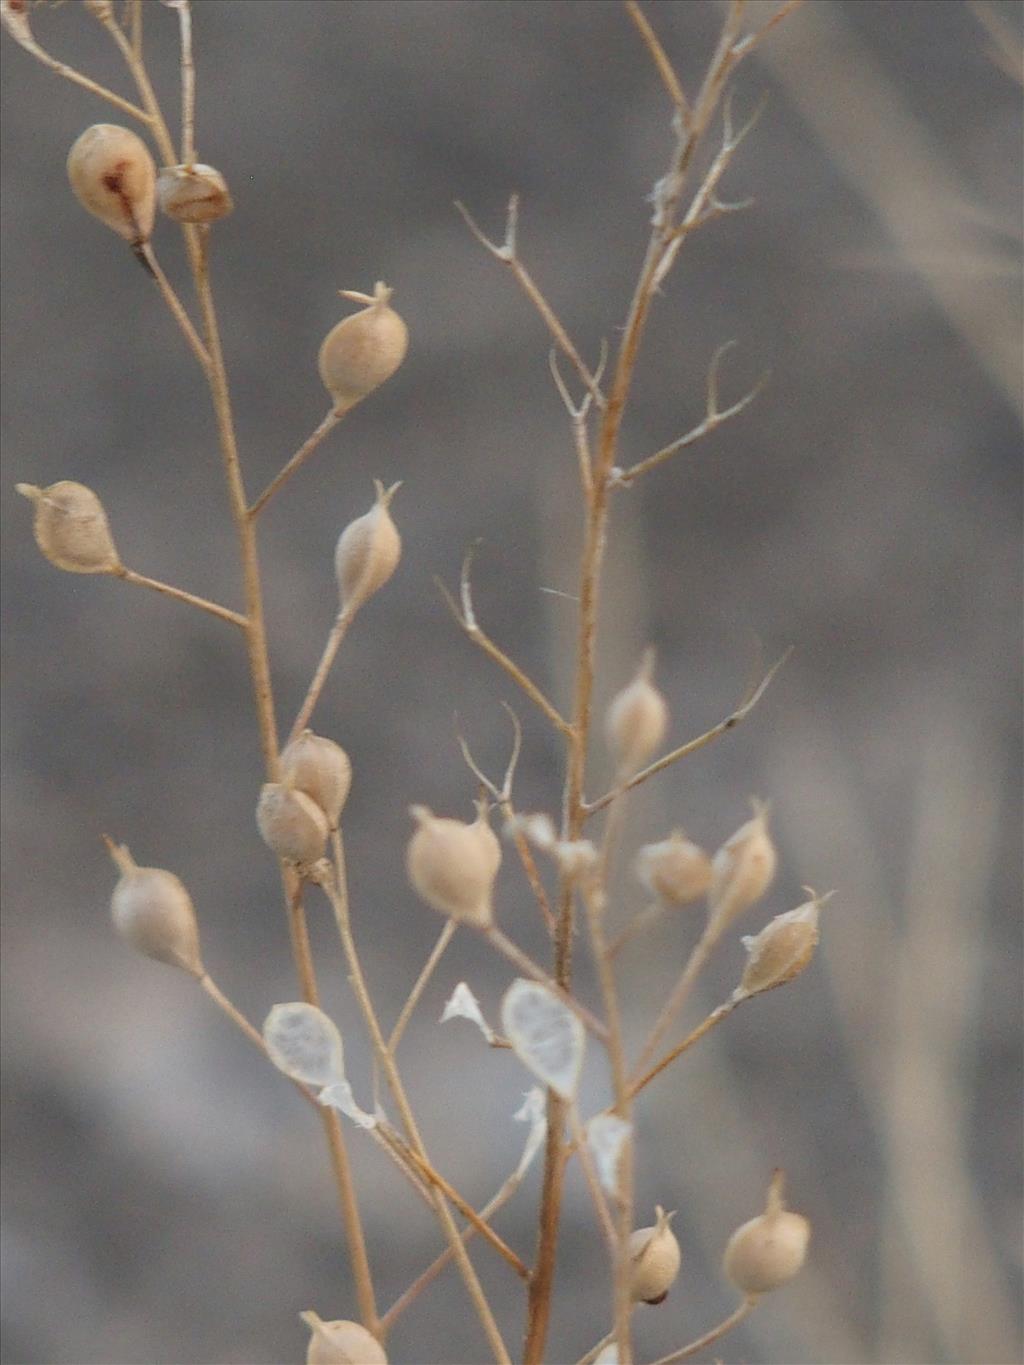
[406,804,500,927]
[318,281,408,413]
[156,163,233,224]
[735,891,830,1001]
[67,123,156,244]
[635,829,712,907]
[707,798,777,938]
[723,1170,810,1295]
[335,480,402,615]
[301,1311,387,1365]
[628,1205,681,1305]
[256,783,329,865]
[280,731,352,828]
[16,480,121,575]
[104,838,204,978]
[606,650,668,773]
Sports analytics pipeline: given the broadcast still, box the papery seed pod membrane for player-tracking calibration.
[17,481,121,575]
[635,829,712,907]
[554,839,599,881]
[406,804,499,927]
[736,892,828,1000]
[67,124,156,244]
[605,650,668,772]
[318,281,408,414]
[105,838,204,978]
[157,163,233,224]
[628,1206,681,1305]
[264,1003,344,1089]
[280,731,352,828]
[301,1311,388,1365]
[256,783,329,864]
[335,480,401,616]
[501,978,585,1100]
[707,798,777,938]
[723,1170,810,1295]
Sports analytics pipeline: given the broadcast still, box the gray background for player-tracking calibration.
[1,2,1021,1363]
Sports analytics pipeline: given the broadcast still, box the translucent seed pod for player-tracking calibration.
[280,731,352,829]
[256,783,329,865]
[16,481,121,575]
[501,978,585,1100]
[105,838,204,978]
[628,1205,682,1305]
[406,804,500,927]
[66,123,156,244]
[707,798,777,938]
[735,891,829,1001]
[264,1003,344,1089]
[635,829,712,907]
[301,1311,388,1365]
[318,281,408,414]
[723,1170,810,1296]
[606,650,668,773]
[335,480,401,616]
[157,163,233,224]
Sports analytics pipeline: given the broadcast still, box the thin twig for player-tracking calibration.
[1,16,152,122]
[607,900,669,959]
[568,1105,619,1255]
[733,0,808,58]
[288,606,355,745]
[628,999,738,1099]
[625,0,690,122]
[115,566,246,628]
[648,1296,756,1364]
[168,0,195,165]
[248,408,344,519]
[575,1330,617,1365]
[137,242,211,370]
[485,925,609,1042]
[128,0,143,60]
[387,920,457,1056]
[585,651,791,814]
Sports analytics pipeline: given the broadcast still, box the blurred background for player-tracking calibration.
[1,2,1021,1362]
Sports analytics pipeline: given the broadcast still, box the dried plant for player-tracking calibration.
[2,1,827,1362]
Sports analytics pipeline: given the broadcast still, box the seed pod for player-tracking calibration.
[606,650,668,772]
[17,480,121,575]
[635,829,712,907]
[735,891,829,1001]
[406,804,500,927]
[723,1170,810,1296]
[157,163,233,224]
[707,798,777,938]
[335,480,402,616]
[104,837,204,978]
[67,123,156,244]
[628,1205,681,1305]
[280,731,352,828]
[318,281,408,414]
[256,783,329,865]
[301,1311,388,1365]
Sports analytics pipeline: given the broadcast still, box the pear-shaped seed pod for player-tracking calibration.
[157,162,233,224]
[635,830,712,907]
[406,805,500,927]
[67,123,156,244]
[606,650,668,772]
[723,1170,810,1295]
[105,838,204,978]
[318,281,408,414]
[707,798,777,937]
[628,1205,681,1305]
[17,481,121,575]
[736,892,828,1000]
[256,783,329,864]
[301,1311,388,1365]
[335,480,401,615]
[280,731,352,828]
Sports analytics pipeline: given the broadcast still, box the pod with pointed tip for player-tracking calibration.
[318,282,408,413]
[628,1205,681,1304]
[157,163,233,224]
[301,1310,387,1365]
[105,838,204,978]
[335,480,402,615]
[707,798,777,937]
[67,123,156,244]
[606,650,668,772]
[280,731,352,828]
[256,783,329,864]
[635,829,712,907]
[406,804,500,927]
[17,481,120,575]
[723,1171,810,1295]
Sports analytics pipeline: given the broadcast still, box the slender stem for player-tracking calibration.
[568,1105,618,1255]
[4,30,152,122]
[627,1000,738,1100]
[136,242,210,370]
[129,0,144,61]
[249,408,344,519]
[115,565,246,628]
[648,1296,756,1364]
[607,901,668,959]
[388,920,457,1055]
[625,0,690,118]
[485,926,609,1042]
[172,0,196,166]
[324,831,512,1364]
[632,928,718,1077]
[575,1330,616,1365]
[288,606,354,744]
[503,802,558,935]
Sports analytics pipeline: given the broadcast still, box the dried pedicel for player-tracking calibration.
[628,1205,681,1304]
[635,829,712,907]
[104,837,204,978]
[406,804,500,927]
[280,731,352,828]
[157,163,233,224]
[335,480,402,615]
[67,123,156,244]
[318,282,408,413]
[256,783,329,865]
[606,650,668,772]
[17,480,120,574]
[723,1170,810,1295]
[301,1311,387,1365]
